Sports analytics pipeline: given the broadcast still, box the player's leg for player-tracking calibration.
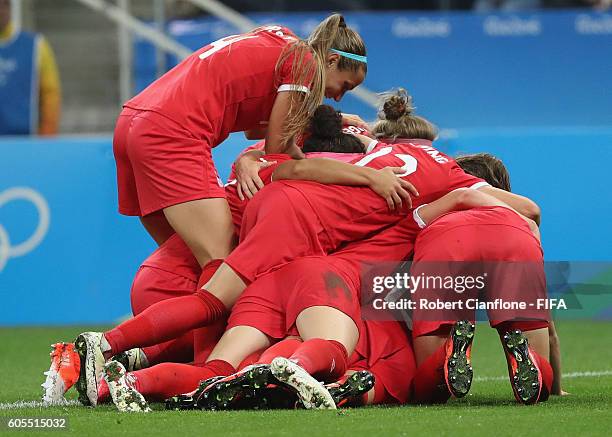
[74,254,225,406]
[412,321,475,404]
[163,198,235,267]
[124,266,199,368]
[482,216,552,404]
[101,359,236,412]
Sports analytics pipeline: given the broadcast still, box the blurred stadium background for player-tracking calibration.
[1,0,611,326]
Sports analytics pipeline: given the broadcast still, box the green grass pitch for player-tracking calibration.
[1,321,611,436]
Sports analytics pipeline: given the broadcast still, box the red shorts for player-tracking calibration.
[130,265,197,315]
[411,207,548,337]
[349,320,415,404]
[225,183,332,284]
[113,107,226,216]
[227,256,361,340]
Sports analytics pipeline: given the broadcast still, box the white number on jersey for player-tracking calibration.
[199,34,257,60]
[199,26,290,60]
[353,146,419,177]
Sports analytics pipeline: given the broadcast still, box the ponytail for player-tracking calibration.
[274,14,366,149]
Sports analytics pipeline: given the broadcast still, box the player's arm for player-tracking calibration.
[477,186,541,225]
[548,321,567,395]
[415,188,539,238]
[245,127,267,140]
[264,91,304,157]
[233,150,277,200]
[273,158,418,210]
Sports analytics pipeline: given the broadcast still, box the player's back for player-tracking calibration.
[125,26,301,145]
[278,138,484,246]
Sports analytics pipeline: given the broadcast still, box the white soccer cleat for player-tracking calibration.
[41,342,80,405]
[103,361,151,413]
[270,357,336,410]
[74,332,106,406]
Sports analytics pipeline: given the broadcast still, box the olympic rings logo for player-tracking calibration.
[0,187,50,272]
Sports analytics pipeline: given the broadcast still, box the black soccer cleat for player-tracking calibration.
[197,364,275,410]
[327,371,375,407]
[444,320,475,398]
[502,329,542,405]
[165,376,224,410]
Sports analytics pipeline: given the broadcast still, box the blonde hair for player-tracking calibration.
[275,14,366,148]
[371,88,437,141]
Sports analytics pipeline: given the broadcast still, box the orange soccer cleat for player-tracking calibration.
[41,342,81,405]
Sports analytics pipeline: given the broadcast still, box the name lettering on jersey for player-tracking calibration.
[409,143,449,164]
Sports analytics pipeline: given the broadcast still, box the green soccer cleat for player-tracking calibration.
[444,320,475,398]
[502,329,542,405]
[165,376,224,410]
[197,364,275,411]
[327,370,375,407]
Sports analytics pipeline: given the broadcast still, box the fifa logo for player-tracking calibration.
[0,187,50,272]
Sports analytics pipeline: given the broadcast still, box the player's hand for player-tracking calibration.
[235,154,276,200]
[370,167,418,211]
[341,113,369,130]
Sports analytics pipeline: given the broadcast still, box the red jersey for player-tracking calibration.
[225,145,366,235]
[277,139,486,249]
[125,26,313,146]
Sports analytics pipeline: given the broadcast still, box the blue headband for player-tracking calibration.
[330,49,367,64]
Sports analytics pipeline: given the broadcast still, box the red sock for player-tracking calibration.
[288,339,348,383]
[128,360,235,401]
[198,259,224,289]
[257,338,303,365]
[97,379,110,403]
[413,342,451,404]
[104,290,227,356]
[372,373,392,405]
[192,319,228,365]
[531,350,552,402]
[142,331,194,366]
[238,350,264,370]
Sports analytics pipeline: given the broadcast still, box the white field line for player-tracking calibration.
[0,399,81,410]
[1,370,611,410]
[474,369,612,382]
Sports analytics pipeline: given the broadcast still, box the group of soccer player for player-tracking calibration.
[41,13,564,412]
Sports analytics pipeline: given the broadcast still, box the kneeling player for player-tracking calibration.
[409,156,552,405]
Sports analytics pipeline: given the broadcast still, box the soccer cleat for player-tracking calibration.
[270,357,336,410]
[103,360,151,413]
[111,348,148,372]
[196,365,275,411]
[444,320,475,398]
[165,376,224,410]
[326,370,375,407]
[41,342,81,405]
[74,332,106,406]
[502,329,542,405]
